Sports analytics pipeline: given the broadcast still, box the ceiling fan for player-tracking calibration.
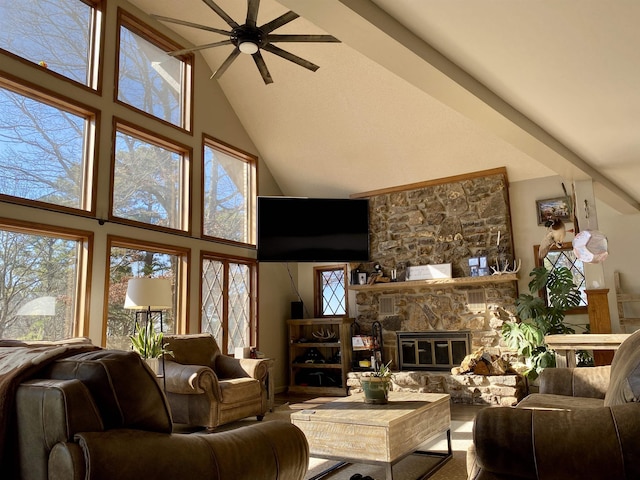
[153,0,340,84]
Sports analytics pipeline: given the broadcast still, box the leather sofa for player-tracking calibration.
[467,328,640,479]
[6,344,308,480]
[162,334,269,430]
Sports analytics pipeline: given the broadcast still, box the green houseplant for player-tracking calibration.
[360,360,393,404]
[130,320,172,373]
[501,265,582,381]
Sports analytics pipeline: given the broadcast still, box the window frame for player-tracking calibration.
[200,251,258,355]
[109,117,193,235]
[102,235,190,347]
[201,135,257,247]
[0,72,99,216]
[534,242,588,315]
[0,216,93,339]
[115,8,193,133]
[0,0,104,93]
[314,264,349,318]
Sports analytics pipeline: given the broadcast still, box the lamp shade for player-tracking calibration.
[124,278,172,310]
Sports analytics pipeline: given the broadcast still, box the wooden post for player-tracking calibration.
[585,289,615,365]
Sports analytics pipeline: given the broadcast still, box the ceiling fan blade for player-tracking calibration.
[253,52,273,84]
[151,15,232,36]
[202,0,239,28]
[260,11,299,34]
[266,34,340,43]
[211,49,240,79]
[168,39,233,57]
[262,43,319,72]
[246,0,260,27]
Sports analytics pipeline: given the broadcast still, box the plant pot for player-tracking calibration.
[360,377,390,404]
[144,358,160,375]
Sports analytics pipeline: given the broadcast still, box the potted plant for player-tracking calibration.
[360,360,393,404]
[130,320,171,374]
[501,265,583,381]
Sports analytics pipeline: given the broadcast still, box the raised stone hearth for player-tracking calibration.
[347,370,526,406]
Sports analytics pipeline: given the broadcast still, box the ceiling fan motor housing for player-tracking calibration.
[233,25,264,53]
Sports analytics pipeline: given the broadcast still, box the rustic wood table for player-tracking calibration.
[291,391,452,480]
[545,333,630,368]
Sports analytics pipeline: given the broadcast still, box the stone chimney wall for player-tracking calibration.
[352,169,518,365]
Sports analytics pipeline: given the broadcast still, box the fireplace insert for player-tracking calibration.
[397,331,472,371]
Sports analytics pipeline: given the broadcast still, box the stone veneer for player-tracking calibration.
[347,371,527,406]
[352,169,519,365]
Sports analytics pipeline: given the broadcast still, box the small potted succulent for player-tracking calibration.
[359,360,393,404]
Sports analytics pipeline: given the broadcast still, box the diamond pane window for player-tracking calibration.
[117,12,190,128]
[112,125,188,232]
[315,266,348,317]
[201,255,256,355]
[0,0,100,88]
[538,243,587,308]
[203,139,256,245]
[0,83,95,211]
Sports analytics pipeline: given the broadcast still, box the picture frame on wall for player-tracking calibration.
[536,196,571,225]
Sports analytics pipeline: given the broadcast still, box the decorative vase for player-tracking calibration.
[360,377,390,404]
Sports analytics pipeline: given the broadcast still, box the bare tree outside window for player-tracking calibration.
[203,140,255,245]
[0,0,99,87]
[0,224,88,341]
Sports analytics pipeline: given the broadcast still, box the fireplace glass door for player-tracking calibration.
[398,331,471,371]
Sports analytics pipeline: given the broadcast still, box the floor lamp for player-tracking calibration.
[124,277,172,392]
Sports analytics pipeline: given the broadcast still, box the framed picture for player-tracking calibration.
[536,197,571,225]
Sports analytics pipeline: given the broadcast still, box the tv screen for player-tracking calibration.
[257,197,370,262]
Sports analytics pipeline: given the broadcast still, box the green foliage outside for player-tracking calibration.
[502,266,583,380]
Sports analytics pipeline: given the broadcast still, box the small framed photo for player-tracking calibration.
[536,197,571,225]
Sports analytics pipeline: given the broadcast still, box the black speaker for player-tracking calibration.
[291,301,304,319]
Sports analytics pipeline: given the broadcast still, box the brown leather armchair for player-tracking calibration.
[7,345,308,480]
[467,329,640,479]
[162,333,269,430]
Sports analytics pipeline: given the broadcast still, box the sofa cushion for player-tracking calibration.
[604,329,640,406]
[43,350,172,432]
[219,377,262,404]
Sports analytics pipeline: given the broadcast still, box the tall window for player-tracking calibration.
[0,0,102,89]
[0,219,91,341]
[314,265,348,317]
[105,236,188,350]
[0,80,96,212]
[117,10,192,130]
[202,137,256,245]
[201,253,257,355]
[111,121,191,233]
[535,242,587,312]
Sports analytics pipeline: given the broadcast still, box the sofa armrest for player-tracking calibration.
[539,365,610,398]
[163,359,221,399]
[70,421,308,480]
[48,442,86,480]
[471,403,637,479]
[216,355,269,382]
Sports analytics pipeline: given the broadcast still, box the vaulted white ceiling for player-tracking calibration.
[128,0,640,213]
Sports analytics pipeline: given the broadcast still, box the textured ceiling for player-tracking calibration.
[127,0,640,212]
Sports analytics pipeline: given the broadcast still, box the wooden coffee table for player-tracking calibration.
[291,391,451,480]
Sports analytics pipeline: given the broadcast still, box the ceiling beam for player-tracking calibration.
[279,0,640,213]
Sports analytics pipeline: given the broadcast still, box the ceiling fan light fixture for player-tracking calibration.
[238,40,259,55]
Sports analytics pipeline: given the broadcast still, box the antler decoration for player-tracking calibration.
[491,258,522,275]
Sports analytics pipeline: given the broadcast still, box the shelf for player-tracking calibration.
[291,363,343,369]
[348,273,518,292]
[291,342,341,348]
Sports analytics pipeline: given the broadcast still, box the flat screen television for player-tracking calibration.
[257,196,370,262]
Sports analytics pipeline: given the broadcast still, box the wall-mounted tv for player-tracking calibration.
[257,196,370,262]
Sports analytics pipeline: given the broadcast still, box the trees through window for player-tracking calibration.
[314,265,348,317]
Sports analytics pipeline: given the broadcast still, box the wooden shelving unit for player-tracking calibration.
[348,273,518,292]
[287,317,353,396]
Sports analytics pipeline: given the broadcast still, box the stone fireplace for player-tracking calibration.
[350,168,519,369]
[397,330,472,371]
